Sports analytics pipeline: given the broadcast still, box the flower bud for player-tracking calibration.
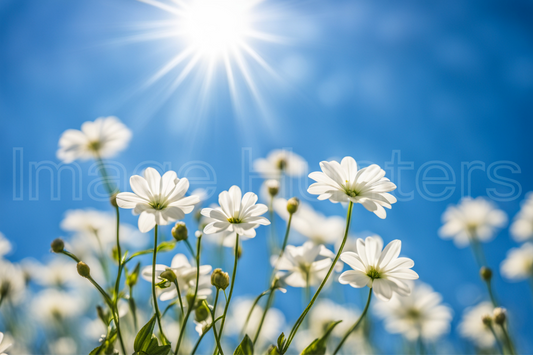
[493,307,507,325]
[110,193,118,208]
[287,197,299,214]
[482,314,493,327]
[160,269,177,283]
[186,292,196,308]
[77,261,91,278]
[211,268,230,290]
[172,222,188,241]
[96,305,107,322]
[480,267,492,281]
[266,180,280,197]
[51,238,65,253]
[237,244,243,259]
[195,301,210,322]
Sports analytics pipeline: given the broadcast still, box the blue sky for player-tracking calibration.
[1,0,533,352]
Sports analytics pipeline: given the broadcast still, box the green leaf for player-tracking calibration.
[265,344,280,355]
[127,261,141,287]
[300,320,342,355]
[143,337,171,355]
[134,314,156,352]
[234,334,254,355]
[126,242,176,263]
[277,332,285,351]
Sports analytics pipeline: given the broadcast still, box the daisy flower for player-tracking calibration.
[500,243,533,281]
[439,197,507,248]
[458,302,499,348]
[254,149,308,178]
[510,192,533,242]
[308,156,397,219]
[57,116,132,163]
[0,233,12,258]
[199,204,254,247]
[0,260,26,305]
[141,253,212,302]
[201,186,270,238]
[31,289,85,324]
[0,332,11,355]
[339,236,419,301]
[274,242,337,288]
[226,297,286,345]
[116,168,200,233]
[374,282,453,341]
[274,198,345,245]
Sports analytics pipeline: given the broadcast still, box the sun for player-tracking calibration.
[137,0,282,107]
[182,0,252,57]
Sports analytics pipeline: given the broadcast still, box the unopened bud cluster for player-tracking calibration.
[172,222,188,241]
[211,268,230,290]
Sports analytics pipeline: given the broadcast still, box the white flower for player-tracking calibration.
[374,282,453,341]
[117,168,200,233]
[308,157,397,219]
[500,243,533,281]
[0,332,12,355]
[439,197,507,248]
[274,242,337,288]
[254,149,308,178]
[141,254,212,301]
[458,302,498,348]
[201,186,270,239]
[48,337,77,355]
[309,299,360,338]
[61,209,112,235]
[274,199,345,245]
[339,236,419,301]
[24,258,82,288]
[226,297,285,344]
[31,289,84,323]
[0,233,12,258]
[510,192,533,242]
[199,204,253,247]
[0,260,26,305]
[57,116,132,163]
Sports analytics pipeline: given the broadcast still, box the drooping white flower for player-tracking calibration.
[500,243,533,281]
[458,302,499,348]
[141,253,212,302]
[274,242,337,288]
[0,233,12,258]
[254,149,308,178]
[226,297,286,344]
[510,192,533,242]
[339,236,419,301]
[201,186,270,239]
[439,197,507,248]
[0,332,12,355]
[308,157,397,219]
[374,281,453,341]
[57,116,132,163]
[0,260,26,305]
[274,199,345,245]
[117,168,200,233]
[31,289,84,323]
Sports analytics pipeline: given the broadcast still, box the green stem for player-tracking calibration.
[499,323,516,355]
[209,291,224,355]
[241,290,270,337]
[333,287,372,355]
[468,232,498,307]
[129,285,138,330]
[185,239,197,260]
[172,279,185,316]
[487,324,504,355]
[60,250,81,263]
[152,226,168,343]
[282,202,354,354]
[268,197,277,255]
[87,275,127,355]
[213,234,240,355]
[278,212,293,261]
[417,334,426,355]
[192,316,224,355]
[253,286,275,345]
[175,234,203,355]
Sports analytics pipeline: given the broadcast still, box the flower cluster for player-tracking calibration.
[0,117,530,355]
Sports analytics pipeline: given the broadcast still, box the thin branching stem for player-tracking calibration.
[282,201,354,354]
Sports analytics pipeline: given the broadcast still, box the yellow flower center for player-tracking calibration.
[227,217,242,224]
